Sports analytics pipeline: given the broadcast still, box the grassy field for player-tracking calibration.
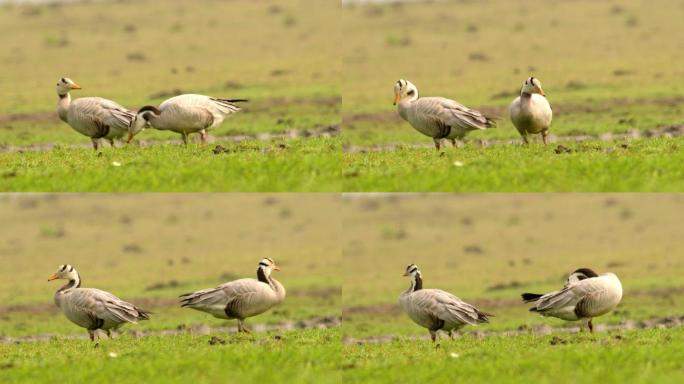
[0,194,341,382]
[341,194,684,382]
[0,0,340,192]
[341,0,684,191]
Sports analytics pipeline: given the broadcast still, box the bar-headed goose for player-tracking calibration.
[399,264,492,343]
[48,264,150,341]
[128,94,248,144]
[393,79,496,151]
[55,77,135,150]
[179,258,285,333]
[510,77,553,144]
[521,268,623,332]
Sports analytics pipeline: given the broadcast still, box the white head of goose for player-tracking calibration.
[521,268,623,333]
[179,258,286,333]
[399,264,492,343]
[48,264,150,341]
[392,79,496,151]
[55,77,136,150]
[128,94,248,145]
[510,76,553,145]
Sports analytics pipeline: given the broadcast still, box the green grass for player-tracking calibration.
[343,328,684,384]
[0,138,340,191]
[341,0,684,192]
[343,138,684,191]
[0,0,340,192]
[0,329,341,384]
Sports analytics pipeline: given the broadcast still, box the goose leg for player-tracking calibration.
[200,129,208,144]
[521,135,529,145]
[91,139,99,151]
[237,319,251,333]
[449,138,457,147]
[541,131,548,145]
[588,318,594,333]
[429,330,437,343]
[433,138,441,151]
[108,138,115,148]
[181,132,189,145]
[88,329,96,341]
[106,329,112,338]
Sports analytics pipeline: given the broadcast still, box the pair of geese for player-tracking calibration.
[56,77,247,149]
[48,258,284,341]
[401,264,623,342]
[393,77,553,149]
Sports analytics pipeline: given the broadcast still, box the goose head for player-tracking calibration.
[565,267,599,286]
[257,257,281,277]
[520,77,545,96]
[127,106,161,142]
[393,79,418,105]
[56,77,81,97]
[48,264,79,282]
[403,263,421,277]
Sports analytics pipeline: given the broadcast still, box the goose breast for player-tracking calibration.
[510,94,552,134]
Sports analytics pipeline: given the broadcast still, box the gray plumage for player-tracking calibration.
[393,79,495,150]
[179,258,285,333]
[55,77,135,150]
[510,77,553,144]
[522,268,623,332]
[48,264,150,341]
[129,94,247,144]
[399,264,491,342]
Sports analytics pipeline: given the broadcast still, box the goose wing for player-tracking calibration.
[62,288,149,328]
[180,278,273,317]
[412,289,489,326]
[69,97,135,137]
[534,277,611,312]
[413,97,495,132]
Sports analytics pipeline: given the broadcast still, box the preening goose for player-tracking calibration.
[48,264,150,341]
[128,94,248,144]
[510,77,553,144]
[393,79,496,150]
[56,77,135,150]
[399,264,492,342]
[179,258,285,333]
[522,268,623,332]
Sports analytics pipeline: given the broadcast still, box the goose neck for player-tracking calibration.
[58,273,81,293]
[57,93,70,122]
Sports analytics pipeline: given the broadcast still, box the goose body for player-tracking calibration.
[400,264,491,342]
[55,77,135,150]
[48,264,150,340]
[129,94,247,144]
[393,79,495,150]
[522,268,623,332]
[510,77,553,144]
[179,258,285,332]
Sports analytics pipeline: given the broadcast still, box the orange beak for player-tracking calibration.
[273,266,281,271]
[393,94,401,106]
[48,273,59,281]
[537,87,545,96]
[70,83,82,90]
[127,132,134,144]
[402,272,409,276]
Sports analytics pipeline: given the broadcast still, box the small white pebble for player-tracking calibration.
[453,161,464,167]
[108,352,118,358]
[450,352,460,358]
[112,161,122,167]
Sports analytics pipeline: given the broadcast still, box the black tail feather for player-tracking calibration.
[521,293,543,303]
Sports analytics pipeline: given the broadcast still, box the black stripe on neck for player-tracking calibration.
[413,275,423,291]
[256,267,269,284]
[58,275,80,292]
[58,93,68,99]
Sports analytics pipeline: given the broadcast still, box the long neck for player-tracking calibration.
[405,274,423,294]
[257,267,275,289]
[58,273,81,293]
[57,92,71,123]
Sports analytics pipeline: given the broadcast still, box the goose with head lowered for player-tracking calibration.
[510,77,553,144]
[393,79,496,151]
[179,258,285,333]
[521,268,623,332]
[128,94,247,144]
[55,77,136,150]
[48,264,150,341]
[400,264,493,343]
